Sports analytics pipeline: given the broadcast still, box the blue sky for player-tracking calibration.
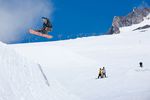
[29,0,149,43]
[0,0,150,43]
[52,0,150,34]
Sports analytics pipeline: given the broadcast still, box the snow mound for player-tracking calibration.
[0,42,81,100]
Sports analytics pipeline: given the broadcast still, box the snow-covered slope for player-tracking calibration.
[0,42,81,100]
[10,15,150,100]
[120,14,150,33]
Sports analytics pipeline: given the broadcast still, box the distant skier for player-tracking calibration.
[98,68,103,79]
[37,17,53,34]
[139,62,143,68]
[102,67,107,78]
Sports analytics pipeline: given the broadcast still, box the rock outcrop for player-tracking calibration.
[107,7,150,34]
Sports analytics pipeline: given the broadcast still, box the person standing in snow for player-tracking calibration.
[139,62,143,68]
[98,68,103,79]
[102,67,107,78]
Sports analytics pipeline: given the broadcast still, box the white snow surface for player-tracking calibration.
[0,41,81,100]
[5,14,150,100]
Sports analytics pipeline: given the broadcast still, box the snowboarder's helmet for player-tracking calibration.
[42,17,47,19]
[42,17,46,19]
[42,17,47,23]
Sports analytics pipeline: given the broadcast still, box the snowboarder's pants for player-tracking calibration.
[37,30,48,34]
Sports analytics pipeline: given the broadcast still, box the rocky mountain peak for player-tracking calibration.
[107,7,150,34]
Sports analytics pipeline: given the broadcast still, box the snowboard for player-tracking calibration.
[29,29,53,39]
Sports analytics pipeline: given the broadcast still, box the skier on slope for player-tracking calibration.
[37,17,52,34]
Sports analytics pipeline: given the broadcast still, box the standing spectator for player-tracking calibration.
[102,67,107,78]
[98,68,103,79]
[139,62,143,68]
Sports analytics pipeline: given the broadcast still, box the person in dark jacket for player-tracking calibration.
[139,62,143,68]
[37,17,52,34]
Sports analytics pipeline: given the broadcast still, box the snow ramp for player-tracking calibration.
[0,42,81,100]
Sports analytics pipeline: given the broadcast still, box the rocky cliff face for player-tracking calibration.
[107,7,150,34]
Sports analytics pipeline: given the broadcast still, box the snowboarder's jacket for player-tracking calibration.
[42,17,52,32]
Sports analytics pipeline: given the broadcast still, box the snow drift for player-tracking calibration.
[0,42,81,100]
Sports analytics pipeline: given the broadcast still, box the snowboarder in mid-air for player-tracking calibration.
[29,17,53,39]
[37,17,52,34]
